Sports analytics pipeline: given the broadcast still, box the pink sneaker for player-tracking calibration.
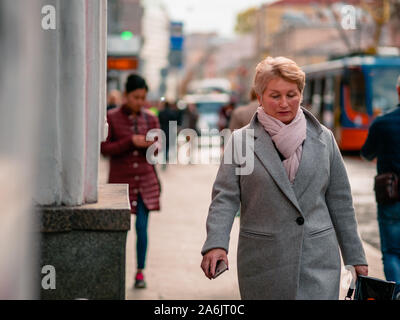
[134,272,146,289]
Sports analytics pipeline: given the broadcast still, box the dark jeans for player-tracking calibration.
[136,194,149,270]
[378,202,400,298]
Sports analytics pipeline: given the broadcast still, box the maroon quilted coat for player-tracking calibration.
[101,105,161,214]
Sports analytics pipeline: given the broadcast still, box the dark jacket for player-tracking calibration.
[361,104,400,175]
[101,105,161,214]
[158,106,180,137]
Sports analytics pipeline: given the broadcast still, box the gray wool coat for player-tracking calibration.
[201,108,367,300]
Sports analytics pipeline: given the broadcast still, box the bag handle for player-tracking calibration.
[345,265,357,300]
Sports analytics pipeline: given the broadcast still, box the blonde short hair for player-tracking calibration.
[253,56,306,97]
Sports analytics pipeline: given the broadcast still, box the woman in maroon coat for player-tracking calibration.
[101,74,161,289]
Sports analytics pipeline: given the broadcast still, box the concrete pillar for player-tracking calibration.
[0,0,130,299]
[37,0,131,300]
[0,0,44,300]
[36,0,108,206]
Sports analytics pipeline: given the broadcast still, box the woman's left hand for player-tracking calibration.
[354,265,368,277]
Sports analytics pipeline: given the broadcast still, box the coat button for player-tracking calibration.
[132,201,137,207]
[134,176,139,181]
[296,217,304,225]
[133,163,138,168]
[133,150,139,156]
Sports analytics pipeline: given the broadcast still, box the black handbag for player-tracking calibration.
[346,275,396,300]
[374,172,399,204]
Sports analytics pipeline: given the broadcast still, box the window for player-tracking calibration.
[311,79,322,116]
[303,79,314,110]
[321,77,335,129]
[371,67,400,115]
[348,68,366,113]
[196,102,224,114]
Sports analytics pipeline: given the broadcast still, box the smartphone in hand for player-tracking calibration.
[212,260,228,279]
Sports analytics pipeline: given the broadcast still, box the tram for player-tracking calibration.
[302,55,400,151]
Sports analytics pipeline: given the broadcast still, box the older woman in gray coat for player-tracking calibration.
[201,56,368,300]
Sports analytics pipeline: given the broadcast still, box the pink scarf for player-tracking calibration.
[257,107,307,183]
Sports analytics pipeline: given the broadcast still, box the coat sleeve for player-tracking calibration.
[360,121,378,161]
[229,109,241,131]
[201,133,241,255]
[325,131,368,266]
[100,115,134,156]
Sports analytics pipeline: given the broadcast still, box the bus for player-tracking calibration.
[302,55,400,151]
[180,92,231,133]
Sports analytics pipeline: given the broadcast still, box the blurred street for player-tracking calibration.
[343,155,381,250]
[2,0,400,301]
[99,154,384,300]
[100,0,398,301]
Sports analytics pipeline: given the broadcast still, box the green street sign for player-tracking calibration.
[120,31,133,40]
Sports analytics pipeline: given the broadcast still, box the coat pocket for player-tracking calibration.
[240,229,274,240]
[308,225,334,238]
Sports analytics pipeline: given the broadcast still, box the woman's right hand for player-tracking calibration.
[132,135,153,148]
[201,248,228,280]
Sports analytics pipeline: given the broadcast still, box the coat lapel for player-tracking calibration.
[292,126,326,200]
[251,117,303,214]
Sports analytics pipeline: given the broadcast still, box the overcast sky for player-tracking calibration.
[162,0,276,38]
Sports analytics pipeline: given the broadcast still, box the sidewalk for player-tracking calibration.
[125,164,241,300]
[117,162,384,300]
